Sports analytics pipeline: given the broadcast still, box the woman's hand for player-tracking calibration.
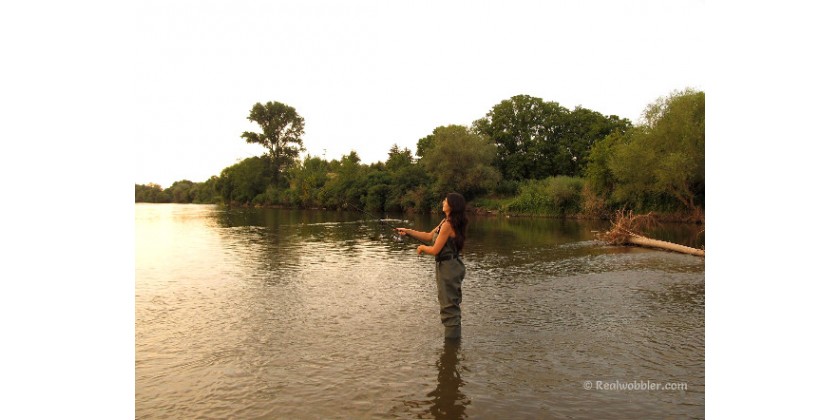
[395,228,409,237]
[416,245,424,255]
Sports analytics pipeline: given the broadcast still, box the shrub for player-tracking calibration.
[252,185,285,206]
[545,176,583,214]
[506,176,584,216]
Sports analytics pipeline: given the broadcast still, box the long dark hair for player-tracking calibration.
[446,192,468,252]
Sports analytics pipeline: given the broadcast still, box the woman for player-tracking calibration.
[396,192,468,339]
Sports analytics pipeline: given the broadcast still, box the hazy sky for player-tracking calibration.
[133,0,705,187]
[9,3,840,415]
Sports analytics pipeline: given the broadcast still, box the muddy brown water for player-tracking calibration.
[136,204,704,418]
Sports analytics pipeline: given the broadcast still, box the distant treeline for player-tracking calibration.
[136,89,704,221]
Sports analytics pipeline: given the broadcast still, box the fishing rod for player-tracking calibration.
[342,201,429,245]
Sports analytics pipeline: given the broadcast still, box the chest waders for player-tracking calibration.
[432,229,465,339]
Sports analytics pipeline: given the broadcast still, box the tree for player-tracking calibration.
[288,155,330,207]
[389,163,431,212]
[584,130,623,199]
[135,183,170,203]
[360,169,392,212]
[472,94,630,180]
[418,125,500,200]
[568,107,631,173]
[165,180,196,203]
[416,134,434,158]
[383,144,430,212]
[385,144,413,171]
[215,156,273,204]
[241,101,306,185]
[591,89,705,214]
[192,176,221,204]
[472,95,562,181]
[608,127,660,209]
[641,89,704,212]
[321,151,364,209]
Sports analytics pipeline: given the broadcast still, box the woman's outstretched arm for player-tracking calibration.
[395,227,434,243]
[395,219,443,243]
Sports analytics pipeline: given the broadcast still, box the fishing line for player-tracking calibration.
[342,201,401,230]
[295,179,428,246]
[342,201,429,245]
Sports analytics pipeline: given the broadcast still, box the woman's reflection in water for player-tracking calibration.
[427,339,469,419]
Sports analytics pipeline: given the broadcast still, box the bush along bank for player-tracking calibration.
[469,176,704,224]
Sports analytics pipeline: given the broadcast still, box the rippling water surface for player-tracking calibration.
[135,204,705,418]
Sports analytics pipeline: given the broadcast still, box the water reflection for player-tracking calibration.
[137,205,704,419]
[427,339,469,419]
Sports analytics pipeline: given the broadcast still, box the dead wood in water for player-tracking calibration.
[598,210,705,257]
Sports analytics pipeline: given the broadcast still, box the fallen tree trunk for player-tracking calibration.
[626,234,705,257]
[598,210,705,257]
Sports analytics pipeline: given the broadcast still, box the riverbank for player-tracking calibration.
[469,203,704,224]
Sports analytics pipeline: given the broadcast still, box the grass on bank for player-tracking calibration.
[470,176,702,223]
[472,176,601,218]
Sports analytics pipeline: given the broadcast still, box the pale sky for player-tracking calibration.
[9,2,840,416]
[133,0,706,187]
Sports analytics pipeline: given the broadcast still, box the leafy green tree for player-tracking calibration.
[241,101,306,185]
[416,134,434,158]
[592,89,705,213]
[361,169,392,212]
[568,107,631,173]
[215,156,273,204]
[288,155,330,207]
[322,151,364,209]
[472,95,561,180]
[135,183,171,203]
[640,89,705,212]
[473,94,630,180]
[606,127,658,208]
[382,145,431,212]
[165,180,195,203]
[385,144,413,171]
[418,125,500,200]
[191,177,221,204]
[135,183,151,202]
[584,130,624,199]
[391,163,431,212]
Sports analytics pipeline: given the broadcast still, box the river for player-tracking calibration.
[135,203,704,418]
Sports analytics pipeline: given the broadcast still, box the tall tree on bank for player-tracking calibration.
[472,95,560,181]
[623,88,704,213]
[586,88,704,215]
[472,94,630,181]
[241,101,306,185]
